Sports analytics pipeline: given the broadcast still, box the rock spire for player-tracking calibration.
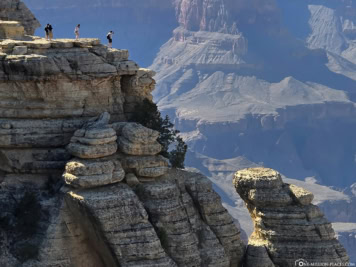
[234,167,349,267]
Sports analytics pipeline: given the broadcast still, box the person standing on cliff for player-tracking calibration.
[45,24,53,41]
[74,24,80,40]
[44,24,50,40]
[107,31,114,48]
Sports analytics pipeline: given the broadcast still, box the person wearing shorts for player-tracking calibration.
[48,24,53,41]
[75,24,80,40]
[107,31,114,48]
[44,24,50,40]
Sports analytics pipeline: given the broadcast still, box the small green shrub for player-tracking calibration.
[131,99,188,168]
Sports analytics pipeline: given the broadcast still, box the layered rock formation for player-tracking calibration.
[234,167,349,267]
[0,0,40,35]
[151,0,356,191]
[0,2,246,266]
[23,0,178,67]
[0,31,155,178]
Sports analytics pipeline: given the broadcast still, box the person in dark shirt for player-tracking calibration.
[107,31,114,48]
[48,24,53,41]
[44,24,50,40]
[45,24,53,41]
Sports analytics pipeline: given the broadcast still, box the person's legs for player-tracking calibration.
[45,33,48,40]
[108,40,112,48]
[49,32,53,41]
[75,33,79,40]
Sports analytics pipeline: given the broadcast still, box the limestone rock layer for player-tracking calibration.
[0,0,40,35]
[233,167,349,267]
[0,37,155,176]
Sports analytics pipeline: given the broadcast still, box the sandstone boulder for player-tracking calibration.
[65,159,115,176]
[121,123,159,144]
[66,113,118,159]
[118,137,161,156]
[0,0,40,35]
[63,158,125,188]
[0,21,25,40]
[67,142,117,159]
[116,123,163,156]
[135,166,169,178]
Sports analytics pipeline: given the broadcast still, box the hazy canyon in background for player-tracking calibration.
[24,0,356,261]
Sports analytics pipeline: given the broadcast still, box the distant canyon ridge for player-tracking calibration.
[18,0,356,262]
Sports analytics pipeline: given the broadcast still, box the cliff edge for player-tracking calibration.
[0,1,245,266]
[0,1,350,267]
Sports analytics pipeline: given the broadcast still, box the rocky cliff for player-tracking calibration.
[22,0,177,67]
[0,3,246,266]
[0,0,40,35]
[0,1,351,266]
[234,168,349,267]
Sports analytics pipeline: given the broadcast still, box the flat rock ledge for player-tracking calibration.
[233,167,350,267]
[116,123,162,156]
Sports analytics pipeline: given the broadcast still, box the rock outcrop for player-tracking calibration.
[0,0,40,35]
[233,167,349,267]
[0,33,155,178]
[0,2,246,266]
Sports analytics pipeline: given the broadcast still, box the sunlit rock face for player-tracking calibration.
[0,0,40,35]
[175,0,280,32]
[22,0,178,67]
[0,2,246,266]
[234,167,349,267]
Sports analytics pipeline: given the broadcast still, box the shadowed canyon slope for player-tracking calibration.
[151,0,356,189]
[150,0,356,261]
[1,0,355,265]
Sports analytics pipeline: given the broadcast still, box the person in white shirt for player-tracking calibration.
[74,24,80,40]
[107,31,114,48]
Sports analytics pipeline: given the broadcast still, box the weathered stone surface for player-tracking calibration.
[65,184,177,267]
[63,157,125,188]
[125,173,140,187]
[12,45,27,55]
[71,135,117,145]
[84,127,116,139]
[0,2,248,266]
[118,137,162,155]
[121,123,160,144]
[0,21,25,40]
[65,159,115,176]
[118,154,169,170]
[136,166,169,177]
[234,167,349,267]
[135,169,246,267]
[64,172,115,188]
[288,184,314,205]
[0,0,40,35]
[67,142,118,159]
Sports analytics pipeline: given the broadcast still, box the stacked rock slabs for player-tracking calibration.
[0,34,156,182]
[64,113,124,188]
[234,167,349,267]
[115,122,170,183]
